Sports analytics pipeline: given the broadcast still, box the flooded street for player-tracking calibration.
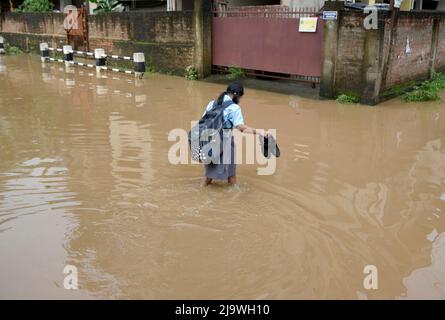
[1,55,445,299]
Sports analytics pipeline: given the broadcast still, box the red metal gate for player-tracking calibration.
[212,5,323,82]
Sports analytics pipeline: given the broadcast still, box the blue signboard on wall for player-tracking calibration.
[322,11,338,21]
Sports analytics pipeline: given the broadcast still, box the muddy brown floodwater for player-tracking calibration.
[1,55,445,299]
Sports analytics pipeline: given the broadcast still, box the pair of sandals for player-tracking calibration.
[259,134,281,158]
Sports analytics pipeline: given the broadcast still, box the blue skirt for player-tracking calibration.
[204,135,236,180]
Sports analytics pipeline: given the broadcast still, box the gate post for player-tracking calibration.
[320,1,344,100]
[193,0,212,78]
[319,19,339,100]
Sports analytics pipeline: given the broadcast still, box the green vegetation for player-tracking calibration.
[52,50,63,60]
[336,93,360,104]
[227,66,245,81]
[403,73,445,102]
[16,0,54,12]
[145,55,156,74]
[106,59,133,70]
[89,0,125,14]
[4,43,22,55]
[380,80,418,99]
[146,65,156,73]
[184,65,198,80]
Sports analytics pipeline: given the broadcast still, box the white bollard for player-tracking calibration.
[40,43,49,62]
[133,52,145,79]
[0,36,5,54]
[94,48,106,73]
[63,45,73,62]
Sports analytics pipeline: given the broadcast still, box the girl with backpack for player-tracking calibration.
[201,82,269,186]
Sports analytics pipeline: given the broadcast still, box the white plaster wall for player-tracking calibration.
[281,0,325,10]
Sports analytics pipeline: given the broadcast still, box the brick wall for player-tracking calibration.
[321,10,445,105]
[86,12,195,73]
[0,11,196,75]
[334,13,367,95]
[383,15,434,90]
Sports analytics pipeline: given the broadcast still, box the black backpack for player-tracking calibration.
[188,100,234,164]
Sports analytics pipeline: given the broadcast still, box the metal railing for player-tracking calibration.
[40,44,145,78]
[213,5,319,18]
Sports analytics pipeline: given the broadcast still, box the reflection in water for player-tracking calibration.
[0,57,6,74]
[0,156,87,298]
[399,139,445,299]
[109,114,154,189]
[0,56,444,299]
[402,231,445,299]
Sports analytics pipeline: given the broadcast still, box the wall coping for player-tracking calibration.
[2,11,194,18]
[341,8,445,19]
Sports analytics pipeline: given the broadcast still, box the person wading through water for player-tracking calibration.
[202,82,268,186]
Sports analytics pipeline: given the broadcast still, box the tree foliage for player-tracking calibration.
[89,0,125,14]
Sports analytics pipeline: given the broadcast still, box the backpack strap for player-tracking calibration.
[221,100,234,110]
[219,100,235,129]
[210,99,234,112]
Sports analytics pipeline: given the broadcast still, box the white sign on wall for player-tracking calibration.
[322,11,338,21]
[299,17,318,33]
[394,0,404,8]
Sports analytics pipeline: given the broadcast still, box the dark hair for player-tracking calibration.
[216,82,244,105]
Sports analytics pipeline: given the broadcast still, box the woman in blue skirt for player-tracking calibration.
[202,82,268,186]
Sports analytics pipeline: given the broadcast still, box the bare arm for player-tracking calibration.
[236,125,269,137]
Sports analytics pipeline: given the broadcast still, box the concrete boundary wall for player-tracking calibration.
[0,6,212,76]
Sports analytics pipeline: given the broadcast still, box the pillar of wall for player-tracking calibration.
[319,1,343,100]
[360,24,385,105]
[193,0,212,78]
[319,18,339,100]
